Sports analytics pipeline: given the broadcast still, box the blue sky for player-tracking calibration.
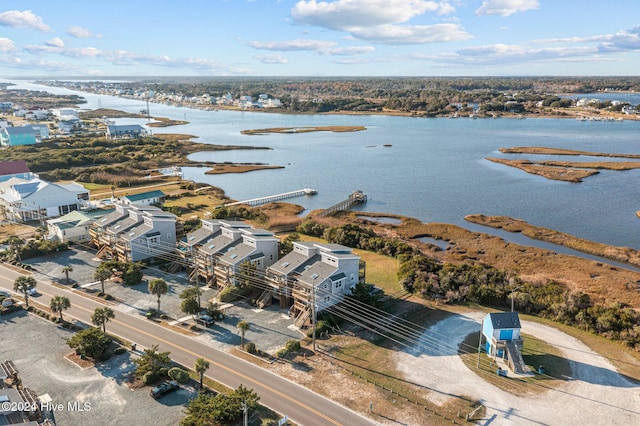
[1,0,639,77]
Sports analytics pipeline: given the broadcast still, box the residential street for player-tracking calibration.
[0,264,376,426]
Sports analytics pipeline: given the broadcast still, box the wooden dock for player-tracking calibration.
[222,188,317,207]
[318,190,367,217]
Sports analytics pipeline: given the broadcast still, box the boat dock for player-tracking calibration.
[318,190,367,217]
[222,188,317,207]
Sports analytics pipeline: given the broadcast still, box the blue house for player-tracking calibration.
[482,312,526,373]
[0,126,37,146]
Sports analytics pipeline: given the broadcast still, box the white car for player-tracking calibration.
[26,287,38,296]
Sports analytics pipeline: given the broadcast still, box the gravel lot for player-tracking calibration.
[0,310,195,426]
[395,312,640,425]
[23,247,302,355]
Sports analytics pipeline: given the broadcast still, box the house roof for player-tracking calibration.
[5,125,35,135]
[47,211,93,229]
[0,160,30,176]
[487,312,521,330]
[108,124,145,132]
[182,226,219,248]
[123,190,165,202]
[268,250,314,275]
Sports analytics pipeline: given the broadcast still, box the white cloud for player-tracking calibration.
[249,39,338,51]
[321,46,375,55]
[254,54,289,64]
[475,0,540,17]
[67,26,102,38]
[291,0,466,45]
[0,38,16,53]
[0,10,50,32]
[350,23,471,44]
[45,37,64,48]
[292,0,444,29]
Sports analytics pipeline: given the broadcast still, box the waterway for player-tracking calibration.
[5,80,640,256]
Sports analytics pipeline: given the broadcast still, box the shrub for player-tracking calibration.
[245,342,256,354]
[168,367,190,384]
[285,340,301,352]
[114,347,127,355]
[276,348,289,358]
[99,351,112,362]
[142,371,159,385]
[218,286,240,303]
[159,367,170,377]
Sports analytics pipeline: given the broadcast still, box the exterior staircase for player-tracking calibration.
[506,340,527,374]
[294,306,311,328]
[95,245,110,259]
[256,289,273,309]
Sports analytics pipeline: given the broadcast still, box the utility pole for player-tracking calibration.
[311,277,317,352]
[242,401,248,426]
[510,286,522,312]
[477,318,483,368]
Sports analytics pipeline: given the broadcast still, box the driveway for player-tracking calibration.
[395,312,640,425]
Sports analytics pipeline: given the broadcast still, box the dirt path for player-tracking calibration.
[395,312,640,425]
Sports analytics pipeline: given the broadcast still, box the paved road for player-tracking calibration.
[1,264,376,426]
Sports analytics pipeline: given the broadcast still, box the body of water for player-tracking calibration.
[7,80,640,251]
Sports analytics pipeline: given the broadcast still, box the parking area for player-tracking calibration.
[23,247,302,355]
[0,310,195,426]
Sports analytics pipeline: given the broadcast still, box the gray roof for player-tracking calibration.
[182,226,219,247]
[268,250,314,275]
[218,243,258,266]
[5,125,35,135]
[199,234,240,256]
[488,312,521,330]
[120,224,153,242]
[106,217,140,235]
[94,209,128,228]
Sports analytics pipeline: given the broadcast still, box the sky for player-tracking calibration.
[1,0,639,77]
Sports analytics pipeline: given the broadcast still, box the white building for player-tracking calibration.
[46,210,94,244]
[0,178,89,222]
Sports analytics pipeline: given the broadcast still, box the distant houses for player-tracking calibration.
[0,126,37,146]
[106,124,147,139]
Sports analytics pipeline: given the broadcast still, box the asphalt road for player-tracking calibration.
[0,265,376,426]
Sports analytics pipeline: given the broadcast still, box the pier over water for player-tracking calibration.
[319,190,367,217]
[222,188,317,207]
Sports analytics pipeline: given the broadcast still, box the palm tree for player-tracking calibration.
[62,265,73,285]
[94,267,111,295]
[91,307,115,333]
[237,321,249,349]
[7,236,24,263]
[50,295,71,321]
[148,278,169,315]
[194,357,210,390]
[13,275,36,307]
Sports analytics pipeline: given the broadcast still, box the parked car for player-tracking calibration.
[150,380,179,399]
[195,314,214,327]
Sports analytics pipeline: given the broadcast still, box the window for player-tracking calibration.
[323,296,330,304]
